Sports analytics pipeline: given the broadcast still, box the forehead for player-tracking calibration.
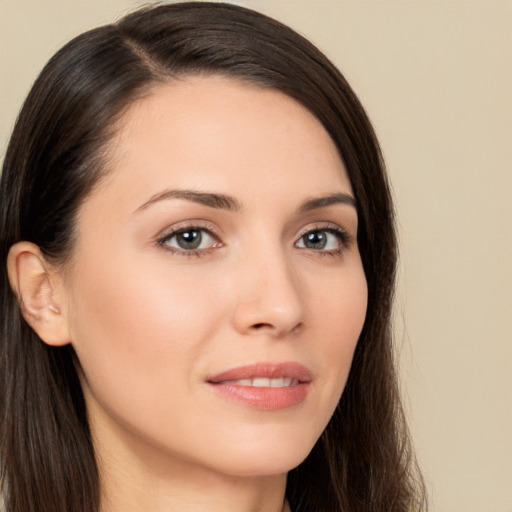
[92,75,352,210]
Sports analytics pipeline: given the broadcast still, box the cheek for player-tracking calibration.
[311,264,367,398]
[66,253,226,418]
[314,257,367,339]
[327,279,367,358]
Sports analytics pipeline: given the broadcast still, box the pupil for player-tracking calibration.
[177,230,202,249]
[305,231,326,249]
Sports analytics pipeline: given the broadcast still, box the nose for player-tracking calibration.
[231,249,305,338]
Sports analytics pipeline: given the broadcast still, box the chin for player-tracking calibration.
[204,435,316,478]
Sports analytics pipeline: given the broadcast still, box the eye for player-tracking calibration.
[295,226,349,253]
[159,226,221,254]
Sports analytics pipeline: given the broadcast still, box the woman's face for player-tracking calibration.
[63,76,367,478]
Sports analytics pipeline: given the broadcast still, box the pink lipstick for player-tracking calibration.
[207,362,312,411]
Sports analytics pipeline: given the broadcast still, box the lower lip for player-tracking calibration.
[208,382,310,411]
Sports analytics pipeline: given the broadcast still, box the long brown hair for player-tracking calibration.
[0,3,426,511]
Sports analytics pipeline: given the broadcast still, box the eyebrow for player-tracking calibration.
[135,189,242,213]
[298,193,357,212]
[134,189,356,214]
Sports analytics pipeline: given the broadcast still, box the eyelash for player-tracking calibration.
[296,223,352,258]
[156,222,352,259]
[156,222,222,259]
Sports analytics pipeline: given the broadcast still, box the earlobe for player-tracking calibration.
[7,241,71,346]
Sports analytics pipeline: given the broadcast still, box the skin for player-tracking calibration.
[10,76,367,512]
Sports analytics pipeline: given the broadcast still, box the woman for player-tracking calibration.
[0,2,426,512]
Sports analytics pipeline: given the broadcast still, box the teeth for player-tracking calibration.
[252,377,270,387]
[220,377,298,387]
[271,377,284,387]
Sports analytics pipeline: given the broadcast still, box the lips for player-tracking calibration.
[208,362,312,384]
[207,362,312,411]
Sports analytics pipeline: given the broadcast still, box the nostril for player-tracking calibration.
[250,321,303,334]
[252,323,269,329]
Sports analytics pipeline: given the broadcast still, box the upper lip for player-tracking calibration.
[207,362,313,384]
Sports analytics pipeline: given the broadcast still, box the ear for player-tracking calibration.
[7,241,71,346]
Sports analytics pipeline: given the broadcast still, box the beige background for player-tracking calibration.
[1,1,511,511]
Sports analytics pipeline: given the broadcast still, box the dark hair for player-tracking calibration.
[0,3,426,512]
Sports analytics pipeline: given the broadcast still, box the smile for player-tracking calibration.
[207,362,312,411]
[217,377,299,387]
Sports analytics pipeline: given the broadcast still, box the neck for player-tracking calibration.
[94,419,289,512]
[99,460,289,512]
